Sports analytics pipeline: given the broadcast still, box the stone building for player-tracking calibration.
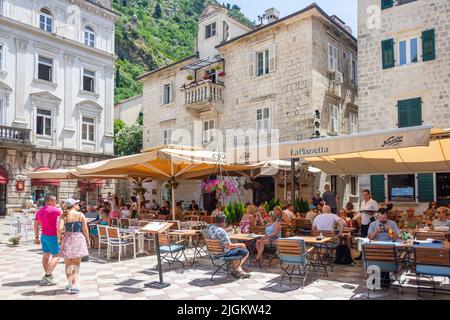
[114,94,143,126]
[358,0,450,210]
[139,3,359,209]
[0,0,117,215]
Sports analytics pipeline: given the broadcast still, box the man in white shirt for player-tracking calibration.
[283,203,296,221]
[312,205,345,236]
[353,189,379,260]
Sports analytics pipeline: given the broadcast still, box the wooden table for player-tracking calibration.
[229,234,262,242]
[287,236,334,245]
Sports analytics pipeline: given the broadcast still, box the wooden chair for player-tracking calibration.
[105,227,136,261]
[311,230,335,238]
[110,218,119,227]
[205,239,242,281]
[188,215,200,222]
[158,214,168,221]
[414,246,450,297]
[97,225,109,257]
[276,239,309,288]
[297,219,313,235]
[414,231,446,241]
[159,232,186,268]
[119,218,130,229]
[200,215,214,224]
[139,221,155,251]
[362,244,404,297]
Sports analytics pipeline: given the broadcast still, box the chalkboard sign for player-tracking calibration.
[436,173,450,200]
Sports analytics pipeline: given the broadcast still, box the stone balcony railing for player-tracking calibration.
[0,125,31,144]
[182,81,224,113]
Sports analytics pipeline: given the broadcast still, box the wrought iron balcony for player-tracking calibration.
[0,125,32,144]
[181,80,224,115]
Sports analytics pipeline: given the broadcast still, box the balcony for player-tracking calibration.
[182,80,224,116]
[0,125,32,144]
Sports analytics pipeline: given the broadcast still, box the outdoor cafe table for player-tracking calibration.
[180,221,206,230]
[120,227,150,256]
[229,234,263,266]
[169,229,204,266]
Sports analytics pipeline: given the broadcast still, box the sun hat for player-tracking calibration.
[64,198,80,208]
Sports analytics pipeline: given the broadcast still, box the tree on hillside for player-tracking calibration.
[114,120,143,156]
[153,3,162,19]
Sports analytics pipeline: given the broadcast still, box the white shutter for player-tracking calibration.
[248,51,255,78]
[160,84,164,105]
[170,81,175,103]
[269,44,276,73]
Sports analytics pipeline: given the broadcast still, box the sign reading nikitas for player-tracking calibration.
[381,136,404,148]
[290,146,329,157]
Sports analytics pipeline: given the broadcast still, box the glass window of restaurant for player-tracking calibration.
[388,174,415,202]
[436,173,450,206]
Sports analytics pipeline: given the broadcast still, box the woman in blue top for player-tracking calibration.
[253,211,282,264]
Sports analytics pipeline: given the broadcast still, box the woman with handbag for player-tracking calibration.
[58,198,90,294]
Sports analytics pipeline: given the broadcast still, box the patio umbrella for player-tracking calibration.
[74,145,266,220]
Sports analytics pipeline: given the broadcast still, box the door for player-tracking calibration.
[0,184,6,216]
[253,177,275,206]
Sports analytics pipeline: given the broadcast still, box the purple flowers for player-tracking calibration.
[201,179,237,197]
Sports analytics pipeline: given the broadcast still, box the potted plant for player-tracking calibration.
[9,235,21,246]
[214,65,222,71]
[223,201,245,225]
[201,179,237,197]
[218,71,226,77]
[186,74,194,81]
[202,73,210,80]
[165,180,180,190]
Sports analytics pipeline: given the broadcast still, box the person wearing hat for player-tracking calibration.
[57,198,90,294]
[305,205,318,223]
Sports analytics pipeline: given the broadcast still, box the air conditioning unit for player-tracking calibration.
[330,71,343,84]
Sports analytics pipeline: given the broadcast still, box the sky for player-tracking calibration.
[229,0,358,36]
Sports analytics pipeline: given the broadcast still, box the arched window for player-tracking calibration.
[84,26,95,48]
[39,8,53,32]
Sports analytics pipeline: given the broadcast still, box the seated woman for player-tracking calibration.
[424,201,438,222]
[273,206,285,223]
[253,212,282,263]
[159,201,171,216]
[239,205,257,234]
[174,202,183,220]
[89,208,110,246]
[345,202,356,219]
[120,204,131,219]
[256,205,268,226]
[398,208,421,230]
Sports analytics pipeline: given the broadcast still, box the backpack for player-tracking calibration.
[334,243,354,265]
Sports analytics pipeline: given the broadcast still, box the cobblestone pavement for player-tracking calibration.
[0,218,448,300]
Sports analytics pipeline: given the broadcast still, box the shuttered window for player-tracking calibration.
[381,0,394,10]
[422,29,436,61]
[417,173,434,203]
[370,175,386,203]
[397,98,422,128]
[382,39,395,69]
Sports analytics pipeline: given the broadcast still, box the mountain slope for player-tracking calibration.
[113,0,254,104]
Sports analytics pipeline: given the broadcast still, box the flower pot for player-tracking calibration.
[218,71,226,77]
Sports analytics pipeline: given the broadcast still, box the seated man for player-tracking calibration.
[283,203,296,222]
[398,208,421,230]
[312,205,345,237]
[208,214,250,279]
[305,205,318,223]
[432,207,450,229]
[368,209,399,241]
[85,205,99,220]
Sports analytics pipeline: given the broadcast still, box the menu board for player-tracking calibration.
[139,222,173,234]
[436,173,450,200]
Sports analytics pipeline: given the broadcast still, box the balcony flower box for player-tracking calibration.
[218,71,226,77]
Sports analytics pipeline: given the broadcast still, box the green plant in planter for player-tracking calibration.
[9,235,20,246]
[223,201,245,224]
[214,65,222,71]
[294,198,310,214]
[262,198,281,213]
[186,74,194,81]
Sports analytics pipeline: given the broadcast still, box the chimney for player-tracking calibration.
[265,8,280,24]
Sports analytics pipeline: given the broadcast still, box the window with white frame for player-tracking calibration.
[81,116,95,142]
[256,107,271,132]
[0,43,3,70]
[205,22,216,39]
[38,56,53,82]
[0,98,3,125]
[350,176,358,196]
[163,83,172,105]
[83,69,95,92]
[349,112,358,134]
[84,26,95,48]
[39,8,53,33]
[398,36,420,66]
[163,128,172,145]
[328,43,339,71]
[203,120,215,144]
[36,108,52,137]
[350,53,357,85]
[329,104,339,134]
[256,49,270,77]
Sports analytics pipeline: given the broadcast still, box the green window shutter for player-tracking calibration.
[418,173,434,203]
[381,39,395,69]
[370,175,385,203]
[422,29,436,61]
[398,98,422,128]
[381,0,394,10]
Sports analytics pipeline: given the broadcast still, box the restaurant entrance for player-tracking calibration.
[253,177,275,206]
[436,173,450,206]
[0,184,6,216]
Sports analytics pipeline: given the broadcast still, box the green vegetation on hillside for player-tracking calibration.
[113,0,254,104]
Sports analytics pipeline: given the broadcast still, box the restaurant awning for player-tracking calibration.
[226,125,450,175]
[0,167,8,185]
[77,179,105,188]
[31,167,61,187]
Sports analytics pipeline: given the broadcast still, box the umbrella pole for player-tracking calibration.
[171,183,176,221]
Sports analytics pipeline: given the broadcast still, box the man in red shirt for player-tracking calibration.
[34,194,61,286]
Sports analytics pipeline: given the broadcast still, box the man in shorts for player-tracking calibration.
[208,214,250,278]
[34,193,61,286]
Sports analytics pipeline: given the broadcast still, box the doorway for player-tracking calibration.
[0,184,6,216]
[253,177,275,206]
